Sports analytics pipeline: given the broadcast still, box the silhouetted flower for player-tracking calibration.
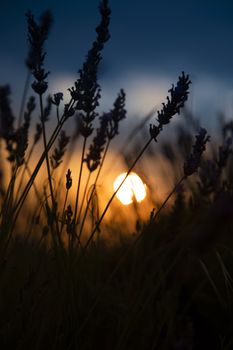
[66,169,72,190]
[42,95,52,122]
[184,128,210,177]
[26,10,53,70]
[24,96,36,123]
[12,129,28,166]
[85,113,108,172]
[84,89,126,172]
[31,80,48,95]
[69,0,111,138]
[150,72,191,142]
[197,160,219,195]
[51,92,63,106]
[65,205,73,235]
[149,124,160,141]
[6,97,35,166]
[26,10,53,95]
[0,85,15,140]
[64,104,75,119]
[51,131,70,169]
[217,137,232,171]
[34,123,42,144]
[197,138,232,195]
[105,89,126,139]
[16,96,36,166]
[0,86,31,165]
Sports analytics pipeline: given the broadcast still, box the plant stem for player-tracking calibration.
[0,165,18,224]
[25,163,44,207]
[60,189,69,234]
[77,170,91,226]
[73,137,87,228]
[78,176,186,336]
[83,136,153,251]
[15,142,37,202]
[56,106,60,123]
[13,99,74,226]
[78,138,111,240]
[39,94,62,248]
[151,175,186,223]
[18,70,31,128]
[2,98,74,257]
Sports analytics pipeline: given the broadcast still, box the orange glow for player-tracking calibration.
[113,172,146,205]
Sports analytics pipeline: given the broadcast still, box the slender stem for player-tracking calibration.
[83,136,153,251]
[95,138,110,186]
[56,106,60,123]
[60,189,69,234]
[0,164,18,252]
[56,135,79,194]
[73,137,87,227]
[15,142,36,202]
[2,100,75,256]
[13,99,74,225]
[104,110,154,176]
[77,170,91,225]
[0,139,4,201]
[14,124,60,213]
[39,94,61,247]
[151,175,186,223]
[24,163,44,207]
[77,171,91,243]
[78,139,111,240]
[78,176,186,335]
[18,70,31,128]
[9,122,61,237]
[0,165,18,221]
[24,205,41,243]
[48,120,80,207]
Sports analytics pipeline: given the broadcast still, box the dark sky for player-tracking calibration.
[1,0,233,131]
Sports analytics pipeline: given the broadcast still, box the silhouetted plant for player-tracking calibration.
[0,86,15,164]
[1,3,233,349]
[150,72,191,142]
[83,73,191,251]
[50,131,70,170]
[26,10,53,95]
[77,90,126,240]
[0,86,15,139]
[184,128,210,177]
[72,0,111,229]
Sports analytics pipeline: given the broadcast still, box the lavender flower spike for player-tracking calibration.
[150,72,191,142]
[184,127,210,177]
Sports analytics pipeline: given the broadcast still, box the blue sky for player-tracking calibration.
[1,0,233,132]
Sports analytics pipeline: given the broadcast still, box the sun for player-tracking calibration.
[113,172,146,205]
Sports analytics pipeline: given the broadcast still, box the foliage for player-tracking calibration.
[0,1,233,349]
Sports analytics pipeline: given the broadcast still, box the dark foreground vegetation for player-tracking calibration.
[1,1,233,349]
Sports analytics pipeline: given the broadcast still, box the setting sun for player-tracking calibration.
[113,172,147,205]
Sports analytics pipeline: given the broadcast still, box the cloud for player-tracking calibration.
[101,72,172,117]
[101,71,233,128]
[190,75,233,123]
[44,70,233,135]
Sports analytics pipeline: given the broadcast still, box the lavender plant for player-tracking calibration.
[0,0,197,256]
[83,73,191,251]
[1,1,233,349]
[72,0,111,228]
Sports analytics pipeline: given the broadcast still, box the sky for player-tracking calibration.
[1,0,233,133]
